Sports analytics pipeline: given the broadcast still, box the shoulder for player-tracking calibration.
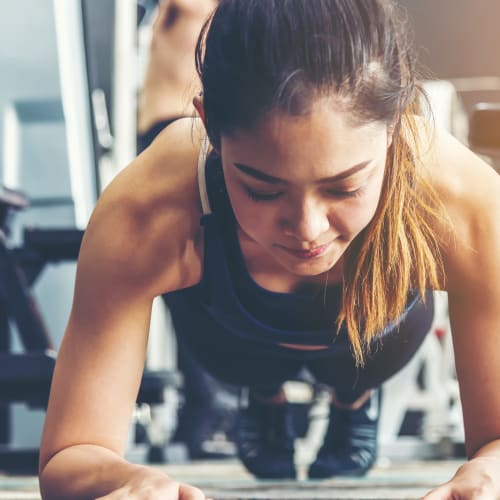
[414,117,500,297]
[79,118,206,297]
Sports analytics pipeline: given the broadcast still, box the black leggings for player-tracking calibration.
[169,292,434,402]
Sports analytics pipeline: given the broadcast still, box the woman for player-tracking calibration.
[39,0,500,498]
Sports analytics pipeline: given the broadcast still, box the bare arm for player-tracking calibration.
[423,126,500,497]
[39,120,206,499]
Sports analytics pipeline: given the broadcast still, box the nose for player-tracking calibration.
[280,197,330,244]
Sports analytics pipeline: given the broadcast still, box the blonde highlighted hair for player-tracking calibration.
[339,97,447,365]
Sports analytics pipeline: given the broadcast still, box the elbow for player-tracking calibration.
[38,448,78,500]
[39,455,62,500]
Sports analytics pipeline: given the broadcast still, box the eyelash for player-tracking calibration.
[244,187,282,201]
[327,187,365,199]
[244,186,364,202]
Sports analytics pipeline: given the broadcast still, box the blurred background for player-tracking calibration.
[0,0,499,475]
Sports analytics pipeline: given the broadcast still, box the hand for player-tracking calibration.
[422,457,500,499]
[95,465,212,499]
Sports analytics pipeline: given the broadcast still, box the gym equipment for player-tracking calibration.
[0,185,180,473]
[137,0,159,27]
[469,102,500,172]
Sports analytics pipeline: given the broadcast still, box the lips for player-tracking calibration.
[280,242,331,259]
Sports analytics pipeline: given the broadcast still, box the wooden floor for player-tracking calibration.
[0,459,462,499]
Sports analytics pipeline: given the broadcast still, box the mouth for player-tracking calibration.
[279,242,331,260]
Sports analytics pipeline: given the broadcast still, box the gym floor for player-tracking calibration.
[0,459,462,499]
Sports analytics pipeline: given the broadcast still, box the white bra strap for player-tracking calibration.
[197,134,212,215]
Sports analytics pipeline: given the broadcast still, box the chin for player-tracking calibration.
[281,254,339,277]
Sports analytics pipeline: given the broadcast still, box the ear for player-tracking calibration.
[387,124,395,149]
[192,92,221,156]
[193,93,206,124]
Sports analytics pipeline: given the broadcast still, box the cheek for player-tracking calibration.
[331,187,383,236]
[226,189,275,234]
[331,162,386,233]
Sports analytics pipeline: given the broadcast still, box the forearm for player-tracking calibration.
[39,444,153,500]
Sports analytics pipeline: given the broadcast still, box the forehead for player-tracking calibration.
[220,101,388,178]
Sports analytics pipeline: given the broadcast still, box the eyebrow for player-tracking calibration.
[233,161,372,185]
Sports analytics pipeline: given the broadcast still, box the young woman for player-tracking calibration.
[39,0,500,498]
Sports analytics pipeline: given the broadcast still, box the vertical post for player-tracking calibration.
[53,0,98,228]
[111,0,137,182]
[0,304,10,444]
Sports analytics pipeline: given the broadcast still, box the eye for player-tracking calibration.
[326,186,365,199]
[244,186,283,202]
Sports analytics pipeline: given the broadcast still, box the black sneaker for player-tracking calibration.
[308,388,381,479]
[236,393,296,479]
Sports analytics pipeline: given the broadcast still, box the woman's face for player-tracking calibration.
[220,99,391,277]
